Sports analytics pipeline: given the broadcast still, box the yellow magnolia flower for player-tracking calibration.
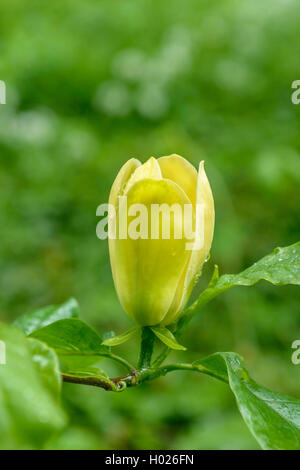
[108,154,215,326]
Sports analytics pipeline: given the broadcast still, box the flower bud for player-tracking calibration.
[108,154,214,326]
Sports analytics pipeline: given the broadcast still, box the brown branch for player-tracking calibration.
[110,369,138,385]
[62,374,114,391]
[62,369,138,392]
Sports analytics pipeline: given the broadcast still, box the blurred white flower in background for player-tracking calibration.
[13,109,57,145]
[94,25,193,120]
[135,83,169,119]
[61,126,98,160]
[94,80,132,117]
[112,49,146,82]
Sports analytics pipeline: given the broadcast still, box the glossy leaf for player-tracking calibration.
[13,298,79,336]
[29,318,109,368]
[102,327,139,346]
[28,338,62,400]
[216,242,300,288]
[181,242,300,325]
[193,352,300,450]
[151,326,186,350]
[0,323,66,450]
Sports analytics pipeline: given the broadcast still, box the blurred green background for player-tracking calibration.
[0,0,300,450]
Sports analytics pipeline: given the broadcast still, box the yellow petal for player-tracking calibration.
[109,158,141,208]
[124,157,161,194]
[158,154,198,207]
[108,158,141,284]
[111,178,194,326]
[161,161,214,325]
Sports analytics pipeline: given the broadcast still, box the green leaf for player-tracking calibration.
[151,326,186,350]
[183,242,300,322]
[217,242,300,288]
[27,338,62,400]
[102,327,139,346]
[0,323,66,450]
[13,298,79,336]
[193,352,300,450]
[193,352,228,383]
[29,318,109,368]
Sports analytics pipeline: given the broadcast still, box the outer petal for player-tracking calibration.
[108,158,141,285]
[111,178,194,326]
[158,154,198,206]
[109,158,141,208]
[161,161,215,325]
